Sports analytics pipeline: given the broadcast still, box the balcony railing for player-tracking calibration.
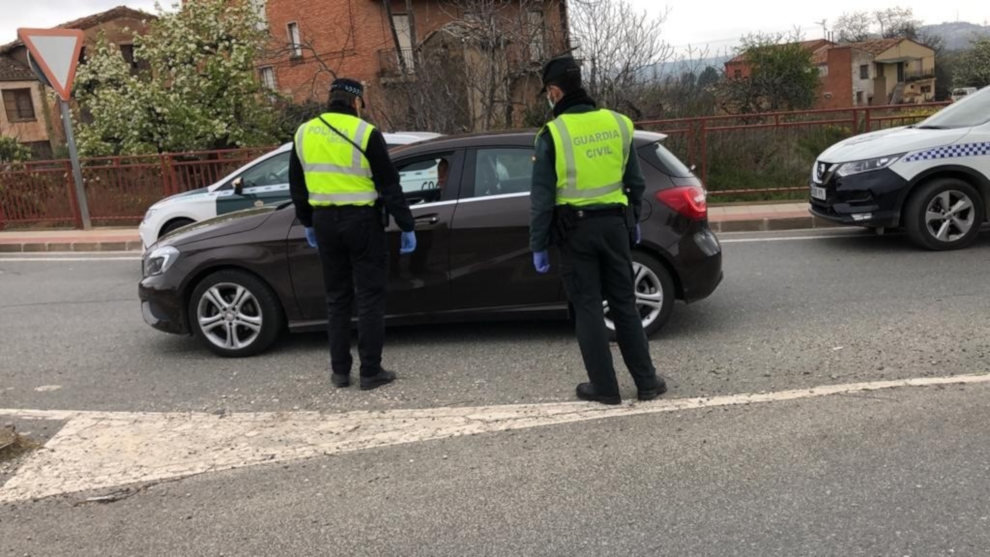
[378,48,416,78]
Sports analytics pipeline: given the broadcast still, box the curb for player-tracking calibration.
[0,241,143,253]
[709,215,847,234]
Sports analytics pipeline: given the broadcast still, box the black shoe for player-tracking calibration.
[360,370,396,391]
[638,377,668,401]
[576,383,621,405]
[331,373,350,388]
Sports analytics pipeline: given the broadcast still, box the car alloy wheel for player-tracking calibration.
[603,252,675,337]
[197,282,263,351]
[189,270,283,357]
[923,190,975,243]
[905,178,984,251]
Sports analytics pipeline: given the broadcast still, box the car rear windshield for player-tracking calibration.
[638,142,694,178]
[918,86,990,129]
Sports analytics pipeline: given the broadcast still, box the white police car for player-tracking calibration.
[139,132,441,249]
[810,85,990,250]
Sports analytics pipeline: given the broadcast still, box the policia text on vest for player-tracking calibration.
[288,77,415,391]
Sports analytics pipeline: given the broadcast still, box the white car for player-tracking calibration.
[810,85,990,250]
[139,132,442,249]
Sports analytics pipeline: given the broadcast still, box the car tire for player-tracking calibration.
[188,270,283,357]
[904,178,984,251]
[159,218,195,238]
[605,251,676,339]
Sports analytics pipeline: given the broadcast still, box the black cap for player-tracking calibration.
[330,77,364,98]
[540,55,581,93]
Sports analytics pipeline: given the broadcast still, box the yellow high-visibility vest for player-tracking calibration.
[294,113,377,206]
[543,109,633,207]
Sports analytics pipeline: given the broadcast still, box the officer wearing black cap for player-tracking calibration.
[529,55,666,405]
[289,77,416,391]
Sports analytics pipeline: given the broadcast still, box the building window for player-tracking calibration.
[859,64,869,79]
[2,89,36,122]
[856,91,864,105]
[26,141,52,160]
[527,9,546,62]
[391,14,415,73]
[251,0,267,30]
[921,85,932,94]
[733,69,741,79]
[120,44,137,68]
[287,22,302,58]
[259,66,276,91]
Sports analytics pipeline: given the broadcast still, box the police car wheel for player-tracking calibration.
[188,270,284,357]
[904,178,984,251]
[604,252,675,338]
[160,218,195,238]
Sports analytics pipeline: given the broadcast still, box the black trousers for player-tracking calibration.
[312,206,387,377]
[559,214,658,396]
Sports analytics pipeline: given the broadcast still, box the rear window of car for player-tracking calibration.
[638,142,694,178]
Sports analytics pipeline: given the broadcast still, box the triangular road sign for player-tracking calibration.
[17,28,85,101]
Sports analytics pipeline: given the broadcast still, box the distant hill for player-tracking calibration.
[919,21,990,51]
[638,55,733,81]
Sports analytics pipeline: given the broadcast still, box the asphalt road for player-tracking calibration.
[2,228,990,555]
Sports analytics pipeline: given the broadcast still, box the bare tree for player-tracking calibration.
[568,0,674,118]
[833,11,873,42]
[380,0,563,133]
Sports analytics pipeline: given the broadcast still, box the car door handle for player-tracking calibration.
[415,215,439,225]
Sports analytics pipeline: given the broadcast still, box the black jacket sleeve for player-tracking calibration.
[288,143,313,228]
[529,130,557,253]
[623,144,647,222]
[365,129,415,232]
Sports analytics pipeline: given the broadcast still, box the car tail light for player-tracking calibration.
[656,185,707,220]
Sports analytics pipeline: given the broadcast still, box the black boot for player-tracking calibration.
[637,377,668,401]
[576,383,621,405]
[360,369,396,391]
[331,373,350,388]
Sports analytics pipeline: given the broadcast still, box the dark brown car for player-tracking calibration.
[139,131,722,357]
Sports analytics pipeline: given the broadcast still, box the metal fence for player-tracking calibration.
[0,147,272,228]
[637,101,949,201]
[0,102,951,229]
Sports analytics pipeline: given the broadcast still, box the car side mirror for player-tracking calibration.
[232,177,245,196]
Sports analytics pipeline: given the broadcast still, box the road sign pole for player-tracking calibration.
[59,99,91,230]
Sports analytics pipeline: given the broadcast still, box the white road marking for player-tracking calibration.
[32,385,62,393]
[1,373,988,503]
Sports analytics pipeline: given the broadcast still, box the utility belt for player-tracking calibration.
[313,202,389,228]
[551,205,628,245]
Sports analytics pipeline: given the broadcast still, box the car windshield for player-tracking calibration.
[918,86,990,129]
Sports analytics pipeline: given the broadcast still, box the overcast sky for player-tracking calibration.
[2,0,988,55]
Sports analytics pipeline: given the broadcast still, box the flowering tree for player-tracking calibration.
[74,0,279,156]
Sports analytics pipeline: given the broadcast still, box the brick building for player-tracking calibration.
[724,37,936,110]
[256,0,569,131]
[0,6,154,158]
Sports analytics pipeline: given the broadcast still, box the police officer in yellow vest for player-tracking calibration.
[289,78,416,391]
[530,56,666,405]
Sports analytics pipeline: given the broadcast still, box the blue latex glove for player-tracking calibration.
[533,250,550,274]
[635,223,642,245]
[304,227,318,248]
[400,231,417,254]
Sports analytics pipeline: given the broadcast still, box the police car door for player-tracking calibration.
[216,151,292,214]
